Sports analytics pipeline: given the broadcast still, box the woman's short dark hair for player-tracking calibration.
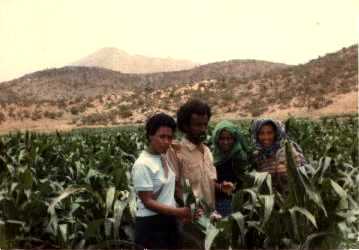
[145,113,176,139]
[177,99,211,133]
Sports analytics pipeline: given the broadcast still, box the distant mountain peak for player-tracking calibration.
[72,48,198,74]
[96,47,129,55]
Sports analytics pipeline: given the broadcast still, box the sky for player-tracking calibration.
[0,0,358,82]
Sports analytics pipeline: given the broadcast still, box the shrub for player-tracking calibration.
[23,110,31,119]
[118,105,132,118]
[57,99,67,109]
[222,92,235,102]
[309,97,333,109]
[31,110,42,120]
[70,104,87,115]
[250,107,267,117]
[0,111,6,123]
[81,113,108,125]
[70,106,80,115]
[44,111,58,119]
[56,111,64,118]
[8,107,15,118]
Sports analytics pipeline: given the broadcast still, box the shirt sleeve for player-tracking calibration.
[207,148,217,180]
[166,145,183,182]
[132,163,153,192]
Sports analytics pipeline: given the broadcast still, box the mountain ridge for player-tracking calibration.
[0,59,289,101]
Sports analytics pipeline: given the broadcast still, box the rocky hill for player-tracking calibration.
[141,45,357,119]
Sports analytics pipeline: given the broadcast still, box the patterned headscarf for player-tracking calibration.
[251,118,287,158]
[212,120,248,165]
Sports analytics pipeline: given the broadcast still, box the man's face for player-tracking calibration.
[186,113,209,144]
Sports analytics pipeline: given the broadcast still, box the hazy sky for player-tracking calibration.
[0,0,358,82]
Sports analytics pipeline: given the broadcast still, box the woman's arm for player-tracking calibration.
[174,180,185,206]
[138,191,191,219]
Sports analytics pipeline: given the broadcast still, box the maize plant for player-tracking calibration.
[0,116,357,249]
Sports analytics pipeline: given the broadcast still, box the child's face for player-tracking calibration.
[258,124,276,148]
[218,129,235,153]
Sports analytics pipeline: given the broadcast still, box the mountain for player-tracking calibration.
[72,47,198,73]
[0,45,356,132]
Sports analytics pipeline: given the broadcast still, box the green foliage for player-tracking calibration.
[285,115,358,165]
[0,116,358,249]
[195,116,359,250]
[0,128,145,248]
[117,104,132,118]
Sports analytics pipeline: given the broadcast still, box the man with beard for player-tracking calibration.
[167,99,233,211]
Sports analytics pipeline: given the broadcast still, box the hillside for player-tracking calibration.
[0,60,288,102]
[141,45,357,119]
[72,47,198,73]
[142,59,289,88]
[0,45,357,133]
[0,67,145,102]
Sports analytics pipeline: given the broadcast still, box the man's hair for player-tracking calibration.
[145,113,176,139]
[176,99,211,133]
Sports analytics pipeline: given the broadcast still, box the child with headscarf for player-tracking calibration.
[212,120,249,217]
[251,118,306,194]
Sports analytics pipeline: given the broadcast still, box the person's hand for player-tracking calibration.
[210,210,222,222]
[177,207,192,223]
[222,181,235,195]
[177,207,191,218]
[193,208,204,220]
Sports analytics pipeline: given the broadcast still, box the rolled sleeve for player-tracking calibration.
[132,163,153,192]
[210,165,217,180]
[207,149,217,180]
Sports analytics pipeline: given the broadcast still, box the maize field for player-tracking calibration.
[0,116,358,249]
